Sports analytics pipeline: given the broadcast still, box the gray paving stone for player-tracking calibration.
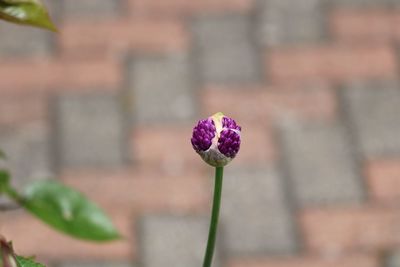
[128,54,195,123]
[45,0,63,21]
[343,82,400,157]
[327,0,392,7]
[140,216,221,267]
[385,251,400,267]
[280,121,364,205]
[221,168,297,255]
[0,124,53,189]
[0,23,52,57]
[61,0,122,17]
[58,262,132,267]
[192,15,261,84]
[257,0,325,45]
[391,0,400,7]
[55,93,125,168]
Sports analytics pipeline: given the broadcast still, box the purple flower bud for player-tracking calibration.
[191,112,241,167]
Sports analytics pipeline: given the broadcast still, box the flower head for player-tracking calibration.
[191,112,241,167]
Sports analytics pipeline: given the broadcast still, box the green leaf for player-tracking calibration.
[0,170,10,194]
[22,180,120,241]
[0,236,21,267]
[0,0,57,31]
[15,256,44,267]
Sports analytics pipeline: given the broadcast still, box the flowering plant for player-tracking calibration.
[0,3,120,267]
[191,112,241,267]
[0,3,243,265]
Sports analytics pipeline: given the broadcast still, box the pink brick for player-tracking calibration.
[228,254,379,267]
[301,207,400,254]
[61,169,210,215]
[201,85,337,126]
[366,159,400,203]
[59,18,188,57]
[0,212,134,262]
[234,124,276,166]
[330,9,400,43]
[131,125,205,174]
[0,92,47,127]
[267,45,397,84]
[0,59,121,92]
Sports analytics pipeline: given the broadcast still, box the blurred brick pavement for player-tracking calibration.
[1,0,400,267]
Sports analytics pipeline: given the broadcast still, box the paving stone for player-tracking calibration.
[140,216,221,267]
[0,23,52,57]
[328,0,392,7]
[58,262,132,267]
[43,0,62,21]
[0,124,53,189]
[55,93,125,168]
[385,251,400,267]
[343,82,400,157]
[280,121,364,205]
[391,0,400,7]
[221,168,297,255]
[128,54,195,123]
[192,15,261,84]
[62,0,122,18]
[256,0,325,45]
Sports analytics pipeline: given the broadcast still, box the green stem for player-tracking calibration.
[202,166,224,267]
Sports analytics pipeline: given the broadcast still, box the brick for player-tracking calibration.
[200,85,337,126]
[131,125,205,174]
[0,123,53,189]
[257,0,325,45]
[0,23,52,57]
[300,207,400,254]
[54,93,125,168]
[62,0,122,18]
[0,92,47,127]
[58,262,132,267]
[343,82,400,157]
[0,211,134,261]
[128,54,195,123]
[0,59,121,92]
[234,124,276,166]
[221,168,297,255]
[267,45,397,85]
[60,19,188,57]
[192,15,261,84]
[366,159,400,203]
[280,121,364,205]
[61,169,210,215]
[330,10,400,43]
[139,216,221,267]
[228,254,379,267]
[128,0,253,16]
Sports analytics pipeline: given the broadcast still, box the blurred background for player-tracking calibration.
[1,0,400,266]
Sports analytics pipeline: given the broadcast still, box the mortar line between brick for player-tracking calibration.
[271,122,301,255]
[246,4,265,85]
[48,93,63,175]
[337,84,369,203]
[118,55,135,166]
